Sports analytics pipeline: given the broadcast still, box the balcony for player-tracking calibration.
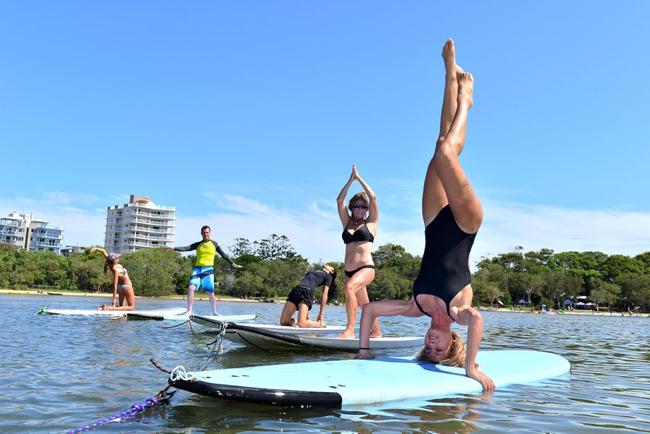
[125,226,174,235]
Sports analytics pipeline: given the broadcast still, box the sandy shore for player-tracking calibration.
[483,307,649,318]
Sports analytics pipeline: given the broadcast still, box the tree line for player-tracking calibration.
[1,237,649,311]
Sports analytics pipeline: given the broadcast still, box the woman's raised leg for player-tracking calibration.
[433,71,483,233]
[423,39,465,226]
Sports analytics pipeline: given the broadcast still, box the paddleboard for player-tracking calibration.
[39,307,186,318]
[126,312,257,322]
[170,350,570,407]
[223,323,421,352]
[191,316,345,335]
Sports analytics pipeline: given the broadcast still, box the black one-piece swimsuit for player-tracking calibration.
[412,205,477,317]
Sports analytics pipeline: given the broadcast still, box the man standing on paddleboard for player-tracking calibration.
[170,225,242,316]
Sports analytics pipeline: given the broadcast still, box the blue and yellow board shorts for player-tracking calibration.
[188,266,215,292]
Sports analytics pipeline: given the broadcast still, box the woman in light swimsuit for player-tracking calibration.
[355,39,494,391]
[336,164,381,339]
[90,247,136,311]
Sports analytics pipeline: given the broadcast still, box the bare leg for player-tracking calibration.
[338,268,375,338]
[104,287,136,311]
[296,304,325,328]
[433,71,483,233]
[208,292,218,316]
[186,285,195,315]
[423,39,465,226]
[279,302,297,326]
[355,287,382,338]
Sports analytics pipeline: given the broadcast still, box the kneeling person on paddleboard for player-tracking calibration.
[355,39,494,391]
[280,265,337,328]
[90,247,136,311]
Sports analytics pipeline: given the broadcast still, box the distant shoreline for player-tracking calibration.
[0,288,271,303]
[2,288,647,317]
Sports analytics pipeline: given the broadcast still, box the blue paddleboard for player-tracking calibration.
[170,350,570,407]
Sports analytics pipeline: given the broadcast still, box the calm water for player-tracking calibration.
[1,294,649,433]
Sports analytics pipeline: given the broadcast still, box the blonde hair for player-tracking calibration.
[415,331,479,369]
[348,192,369,212]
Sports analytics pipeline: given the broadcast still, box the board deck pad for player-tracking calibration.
[223,323,422,352]
[170,350,570,407]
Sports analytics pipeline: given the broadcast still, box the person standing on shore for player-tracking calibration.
[171,225,242,316]
[355,39,494,391]
[336,164,382,339]
[90,247,136,311]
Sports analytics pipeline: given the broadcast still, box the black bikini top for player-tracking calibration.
[342,221,375,244]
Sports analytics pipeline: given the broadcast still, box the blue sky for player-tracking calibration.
[1,1,649,264]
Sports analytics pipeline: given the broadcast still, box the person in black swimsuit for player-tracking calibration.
[336,164,382,339]
[279,265,337,327]
[355,39,495,391]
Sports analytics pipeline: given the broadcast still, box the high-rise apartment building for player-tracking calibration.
[0,212,64,254]
[104,195,176,254]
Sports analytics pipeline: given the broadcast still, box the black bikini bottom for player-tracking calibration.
[344,265,376,279]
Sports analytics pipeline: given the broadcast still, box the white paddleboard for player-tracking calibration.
[223,323,421,352]
[192,316,345,334]
[126,312,257,322]
[170,350,570,407]
[39,307,186,318]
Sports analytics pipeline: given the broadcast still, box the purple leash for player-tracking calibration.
[67,360,176,433]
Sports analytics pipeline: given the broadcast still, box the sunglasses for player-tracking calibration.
[351,205,368,210]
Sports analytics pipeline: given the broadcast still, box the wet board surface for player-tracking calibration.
[39,307,186,318]
[170,350,571,407]
[223,323,421,352]
[191,316,345,334]
[126,312,257,322]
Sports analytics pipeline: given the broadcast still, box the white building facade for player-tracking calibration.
[104,195,176,254]
[0,212,64,254]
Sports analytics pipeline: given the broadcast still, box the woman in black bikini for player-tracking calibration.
[355,39,494,391]
[336,164,381,339]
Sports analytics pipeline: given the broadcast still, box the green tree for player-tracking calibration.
[590,280,620,310]
[617,273,650,311]
[540,271,582,309]
[120,248,184,297]
[472,262,507,306]
[600,255,644,282]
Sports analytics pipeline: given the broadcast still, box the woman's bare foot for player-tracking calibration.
[370,321,382,338]
[442,38,464,77]
[440,38,466,155]
[456,71,474,108]
[337,329,355,339]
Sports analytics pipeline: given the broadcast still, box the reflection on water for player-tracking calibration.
[0,295,649,433]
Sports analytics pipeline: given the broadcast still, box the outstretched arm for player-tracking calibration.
[90,247,109,259]
[214,241,242,269]
[456,305,495,390]
[173,241,200,252]
[317,285,330,323]
[337,167,355,227]
[353,165,378,225]
[111,271,119,306]
[356,299,421,358]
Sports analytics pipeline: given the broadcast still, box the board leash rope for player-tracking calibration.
[66,359,181,433]
[66,386,175,433]
[169,366,197,382]
[201,321,227,369]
